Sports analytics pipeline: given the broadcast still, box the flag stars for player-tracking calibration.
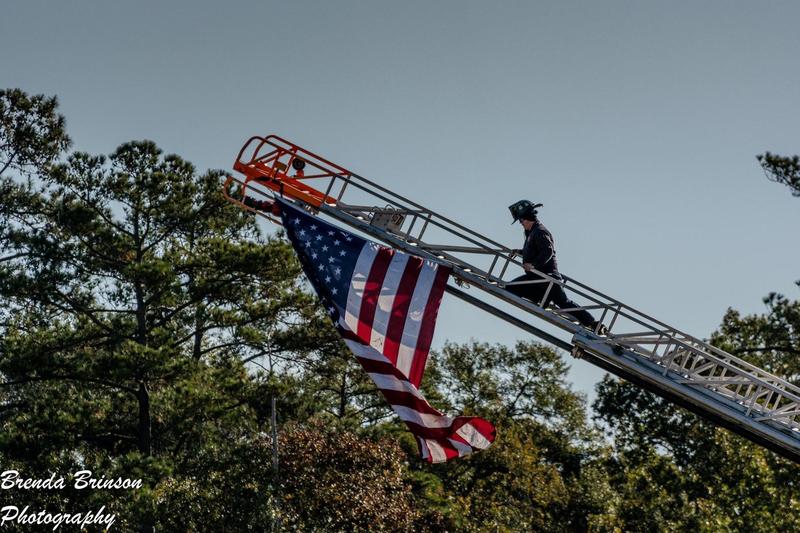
[310,224,317,231]
[331,288,338,295]
[322,245,329,252]
[298,229,306,236]
[325,276,332,283]
[327,230,335,236]
[318,264,325,271]
[315,234,323,241]
[334,267,341,275]
[339,250,347,256]
[334,239,340,246]
[311,252,318,259]
[328,257,335,263]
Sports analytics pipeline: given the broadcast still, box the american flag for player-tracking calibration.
[276,198,496,463]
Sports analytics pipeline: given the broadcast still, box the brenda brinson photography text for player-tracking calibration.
[1,469,142,530]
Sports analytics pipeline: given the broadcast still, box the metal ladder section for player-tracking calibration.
[225,134,800,463]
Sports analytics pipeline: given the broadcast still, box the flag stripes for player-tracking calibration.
[277,198,495,463]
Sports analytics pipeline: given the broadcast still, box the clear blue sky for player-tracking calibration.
[3,1,799,402]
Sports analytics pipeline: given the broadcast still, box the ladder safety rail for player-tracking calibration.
[225,135,800,462]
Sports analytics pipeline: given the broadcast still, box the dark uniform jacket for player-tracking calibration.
[522,222,559,275]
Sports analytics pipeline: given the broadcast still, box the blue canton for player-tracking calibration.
[278,200,365,322]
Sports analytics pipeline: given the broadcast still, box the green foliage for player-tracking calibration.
[0,93,323,531]
[436,340,590,436]
[0,88,70,178]
[276,421,421,531]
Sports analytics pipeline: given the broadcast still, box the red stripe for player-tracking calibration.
[337,326,360,342]
[398,422,461,441]
[356,247,394,342]
[442,440,461,460]
[381,256,423,364]
[352,351,496,444]
[431,439,461,462]
[377,389,446,416]
[355,350,416,379]
[464,416,496,441]
[350,343,497,437]
[401,416,496,442]
[418,437,458,464]
[408,265,451,387]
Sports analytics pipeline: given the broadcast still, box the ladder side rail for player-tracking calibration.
[264,135,354,177]
[238,145,589,293]
[562,273,783,374]
[660,358,800,428]
[324,177,519,265]
[606,337,800,422]
[687,341,797,390]
[665,332,800,393]
[236,136,278,166]
[552,288,800,404]
[318,168,525,260]
[572,334,800,461]
[518,270,772,392]
[519,281,800,407]
[348,170,514,251]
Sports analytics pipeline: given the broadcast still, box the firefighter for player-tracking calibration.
[506,200,606,335]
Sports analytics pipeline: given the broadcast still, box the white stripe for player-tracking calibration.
[344,243,379,333]
[418,437,430,460]
[368,372,425,400]
[395,262,439,378]
[425,439,448,463]
[447,438,473,456]
[456,422,492,449]
[343,338,389,364]
[369,252,409,353]
[391,405,452,428]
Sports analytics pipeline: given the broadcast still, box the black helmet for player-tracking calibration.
[508,200,543,224]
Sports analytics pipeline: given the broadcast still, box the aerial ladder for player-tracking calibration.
[223,134,800,464]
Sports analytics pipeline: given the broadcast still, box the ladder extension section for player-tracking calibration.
[225,134,800,463]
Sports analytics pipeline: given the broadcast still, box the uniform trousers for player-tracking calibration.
[506,272,596,328]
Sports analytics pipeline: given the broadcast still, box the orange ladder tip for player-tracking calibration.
[230,135,351,209]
